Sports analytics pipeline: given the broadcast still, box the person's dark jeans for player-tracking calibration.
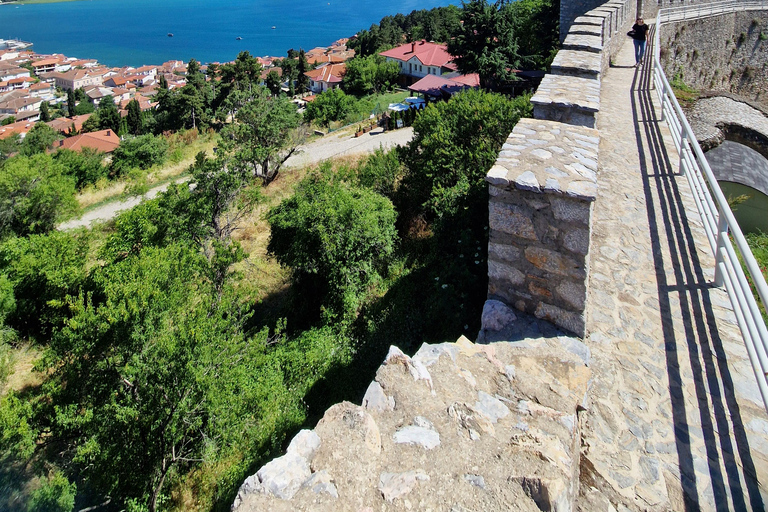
[634,39,647,64]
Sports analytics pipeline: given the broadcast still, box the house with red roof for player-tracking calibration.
[47,114,93,135]
[304,63,346,93]
[408,73,480,101]
[0,119,36,140]
[56,129,120,153]
[380,41,457,85]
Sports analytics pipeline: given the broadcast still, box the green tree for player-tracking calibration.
[28,470,76,512]
[401,88,530,219]
[0,133,20,163]
[356,147,404,199]
[506,0,560,69]
[296,49,310,94]
[303,88,356,127]
[0,154,77,236]
[219,87,302,185]
[53,147,108,188]
[447,0,524,90]
[97,95,120,133]
[342,54,399,95]
[40,101,51,122]
[111,134,169,175]
[267,168,397,319]
[20,122,59,156]
[66,89,76,116]
[0,230,89,338]
[265,69,282,96]
[126,98,143,135]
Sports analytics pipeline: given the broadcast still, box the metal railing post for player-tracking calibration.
[714,208,729,287]
[679,131,687,176]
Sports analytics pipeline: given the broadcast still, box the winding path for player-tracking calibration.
[59,126,414,230]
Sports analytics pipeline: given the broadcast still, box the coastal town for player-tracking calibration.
[0,34,487,153]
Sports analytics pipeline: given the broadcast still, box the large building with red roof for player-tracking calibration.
[380,41,457,85]
[304,63,346,93]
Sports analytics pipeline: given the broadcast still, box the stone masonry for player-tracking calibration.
[486,119,598,337]
[232,335,593,512]
[488,0,634,337]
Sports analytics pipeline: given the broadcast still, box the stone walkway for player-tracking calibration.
[581,30,768,511]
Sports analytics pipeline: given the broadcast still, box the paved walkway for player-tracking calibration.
[580,31,768,510]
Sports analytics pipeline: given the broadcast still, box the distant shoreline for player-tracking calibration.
[1,0,84,5]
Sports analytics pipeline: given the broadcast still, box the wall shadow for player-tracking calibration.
[630,28,764,511]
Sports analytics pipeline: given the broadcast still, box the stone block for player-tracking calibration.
[563,33,603,53]
[525,246,586,280]
[535,302,586,337]
[551,196,592,225]
[532,74,601,129]
[563,226,591,255]
[489,200,538,240]
[551,49,602,79]
[556,280,587,311]
[568,23,603,37]
[488,242,522,263]
[489,119,599,199]
[488,259,526,286]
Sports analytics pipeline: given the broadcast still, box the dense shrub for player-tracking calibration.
[111,134,169,175]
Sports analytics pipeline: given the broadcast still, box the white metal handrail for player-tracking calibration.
[653,3,768,414]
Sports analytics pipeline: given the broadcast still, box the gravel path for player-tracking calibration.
[59,126,414,230]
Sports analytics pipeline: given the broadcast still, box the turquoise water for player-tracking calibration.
[0,0,456,66]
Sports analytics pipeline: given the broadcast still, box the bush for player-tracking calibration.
[53,148,108,189]
[28,470,76,512]
[0,153,78,237]
[111,134,169,176]
[267,167,398,320]
[303,89,356,127]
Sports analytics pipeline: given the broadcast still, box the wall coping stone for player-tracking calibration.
[569,24,604,36]
[573,15,605,26]
[531,74,601,114]
[563,33,604,53]
[487,118,599,202]
[551,50,602,79]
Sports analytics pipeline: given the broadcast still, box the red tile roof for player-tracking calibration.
[59,129,120,153]
[46,114,93,135]
[0,119,35,140]
[304,63,346,84]
[380,41,454,68]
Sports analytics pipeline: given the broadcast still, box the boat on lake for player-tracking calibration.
[236,36,242,40]
[167,33,173,37]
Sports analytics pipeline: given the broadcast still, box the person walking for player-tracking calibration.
[631,17,650,67]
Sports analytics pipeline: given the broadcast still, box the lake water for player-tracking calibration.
[0,0,457,66]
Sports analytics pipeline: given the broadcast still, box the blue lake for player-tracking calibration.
[0,0,457,66]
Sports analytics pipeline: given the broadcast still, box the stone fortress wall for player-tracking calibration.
[486,0,635,337]
[659,10,768,107]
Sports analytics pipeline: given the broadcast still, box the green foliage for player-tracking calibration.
[53,148,108,189]
[0,392,36,460]
[0,153,78,237]
[342,54,400,96]
[1,116,16,126]
[506,0,560,69]
[219,87,302,185]
[267,167,398,320]
[0,134,20,163]
[0,231,89,338]
[111,134,169,176]
[265,70,283,96]
[20,123,59,156]
[66,89,76,117]
[349,5,462,56]
[96,95,120,133]
[40,101,51,123]
[448,0,524,90]
[401,88,531,219]
[28,470,76,512]
[304,88,356,127]
[355,146,404,199]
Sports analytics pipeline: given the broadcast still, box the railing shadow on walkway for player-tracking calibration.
[629,29,764,511]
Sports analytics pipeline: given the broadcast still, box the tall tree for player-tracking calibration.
[296,49,310,94]
[39,101,51,122]
[126,98,143,135]
[265,70,282,96]
[97,95,121,133]
[447,0,524,90]
[219,87,302,185]
[66,89,76,117]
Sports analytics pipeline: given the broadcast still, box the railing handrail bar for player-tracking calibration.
[653,2,768,414]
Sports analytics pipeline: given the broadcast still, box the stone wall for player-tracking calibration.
[486,0,634,337]
[659,11,768,106]
[232,335,592,512]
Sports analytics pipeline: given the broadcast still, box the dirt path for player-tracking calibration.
[59,126,413,230]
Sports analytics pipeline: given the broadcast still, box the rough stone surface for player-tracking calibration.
[362,381,395,412]
[551,49,602,79]
[532,74,601,129]
[563,32,604,53]
[481,299,518,331]
[233,336,590,512]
